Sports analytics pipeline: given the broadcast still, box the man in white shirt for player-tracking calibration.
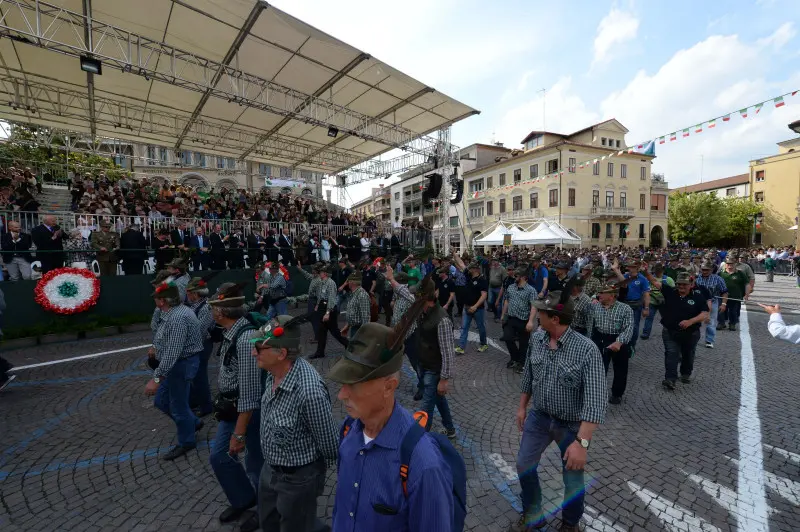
[759,304,800,344]
[359,231,370,261]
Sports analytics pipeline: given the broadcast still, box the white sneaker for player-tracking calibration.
[705,342,714,349]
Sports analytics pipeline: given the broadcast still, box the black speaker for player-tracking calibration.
[450,179,463,205]
[422,172,442,203]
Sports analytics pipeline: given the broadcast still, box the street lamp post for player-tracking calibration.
[791,120,800,252]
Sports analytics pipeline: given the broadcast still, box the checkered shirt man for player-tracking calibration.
[258,270,272,297]
[436,314,456,380]
[268,272,287,300]
[694,273,728,301]
[390,284,417,337]
[174,273,190,302]
[587,300,634,345]
[318,277,338,308]
[217,316,262,412]
[521,328,607,423]
[583,276,602,298]
[346,286,371,328]
[260,358,339,466]
[452,269,466,287]
[189,298,214,339]
[152,304,204,379]
[571,292,593,331]
[504,282,537,320]
[297,268,322,299]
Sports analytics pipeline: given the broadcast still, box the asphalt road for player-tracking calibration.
[1,274,798,531]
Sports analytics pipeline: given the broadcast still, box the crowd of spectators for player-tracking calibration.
[0,166,41,214]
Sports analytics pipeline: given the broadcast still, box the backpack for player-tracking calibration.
[339,411,467,532]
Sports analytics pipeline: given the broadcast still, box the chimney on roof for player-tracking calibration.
[494,142,504,147]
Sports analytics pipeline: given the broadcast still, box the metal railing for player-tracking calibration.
[590,206,635,217]
[495,208,541,221]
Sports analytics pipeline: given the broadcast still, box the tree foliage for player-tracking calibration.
[668,192,761,247]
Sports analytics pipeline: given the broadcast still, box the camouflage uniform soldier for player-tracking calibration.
[92,220,121,276]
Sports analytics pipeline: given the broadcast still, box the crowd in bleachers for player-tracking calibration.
[0,166,42,213]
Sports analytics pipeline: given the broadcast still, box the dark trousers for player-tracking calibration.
[192,253,210,271]
[718,300,741,326]
[314,305,348,356]
[455,286,465,316]
[227,253,244,270]
[122,259,144,276]
[258,458,327,532]
[40,257,64,274]
[0,356,12,380]
[307,297,319,338]
[280,249,296,267]
[99,261,117,276]
[592,331,630,398]
[503,317,531,364]
[189,340,213,415]
[662,328,700,381]
[404,330,423,390]
[247,250,263,269]
[210,252,227,270]
[380,290,393,326]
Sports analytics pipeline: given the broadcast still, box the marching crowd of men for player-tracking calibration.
[139,244,769,532]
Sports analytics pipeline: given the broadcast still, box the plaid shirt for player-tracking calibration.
[258,271,272,297]
[346,287,371,327]
[152,305,204,379]
[390,284,417,336]
[174,273,189,303]
[694,273,728,300]
[587,300,634,344]
[260,358,339,466]
[189,298,215,340]
[297,268,322,299]
[150,307,163,337]
[318,277,338,308]
[521,328,607,424]
[436,317,456,380]
[452,269,467,287]
[268,273,287,300]
[571,293,593,331]
[504,282,537,320]
[583,276,602,298]
[218,317,262,412]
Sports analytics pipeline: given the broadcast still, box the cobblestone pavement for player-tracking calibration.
[1,273,799,531]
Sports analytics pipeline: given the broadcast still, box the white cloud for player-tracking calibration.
[494,77,599,147]
[757,22,796,50]
[592,9,640,66]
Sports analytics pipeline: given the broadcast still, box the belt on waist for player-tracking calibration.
[270,457,322,474]
[534,411,579,425]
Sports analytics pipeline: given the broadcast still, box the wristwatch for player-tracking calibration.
[153,376,161,384]
[578,438,590,449]
[232,433,246,443]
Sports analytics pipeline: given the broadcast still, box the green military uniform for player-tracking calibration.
[92,222,121,276]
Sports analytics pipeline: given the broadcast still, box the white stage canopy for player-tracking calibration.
[0,0,478,176]
[474,224,524,246]
[515,222,582,246]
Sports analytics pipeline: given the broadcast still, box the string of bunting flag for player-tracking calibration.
[470,88,798,200]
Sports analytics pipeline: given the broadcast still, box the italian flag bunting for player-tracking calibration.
[739,108,748,118]
[669,132,677,141]
[708,119,716,129]
[774,96,785,108]
[682,128,690,138]
[472,191,480,199]
[658,136,665,144]
[754,103,763,114]
[695,124,703,133]
[722,114,731,122]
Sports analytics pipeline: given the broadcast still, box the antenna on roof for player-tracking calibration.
[490,130,496,145]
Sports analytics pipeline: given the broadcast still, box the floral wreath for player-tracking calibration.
[34,267,101,315]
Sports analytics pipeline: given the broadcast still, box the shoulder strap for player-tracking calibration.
[222,324,256,366]
[339,416,356,440]
[399,411,428,497]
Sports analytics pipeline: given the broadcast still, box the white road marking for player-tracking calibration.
[465,330,509,354]
[763,444,800,467]
[628,481,721,532]
[9,344,151,371]
[584,505,628,532]
[685,472,778,519]
[487,453,518,482]
[736,306,770,531]
[723,456,800,506]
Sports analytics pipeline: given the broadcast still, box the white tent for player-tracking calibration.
[515,222,582,246]
[473,223,524,246]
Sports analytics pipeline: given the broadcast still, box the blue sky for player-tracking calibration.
[275,0,800,205]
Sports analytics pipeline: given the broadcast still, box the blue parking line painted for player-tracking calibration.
[0,442,211,481]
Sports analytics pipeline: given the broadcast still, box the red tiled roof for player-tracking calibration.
[671,174,749,194]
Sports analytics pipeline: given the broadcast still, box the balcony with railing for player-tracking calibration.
[590,206,635,219]
[495,208,541,221]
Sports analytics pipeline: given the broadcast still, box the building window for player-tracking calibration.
[227,157,236,170]
[591,223,601,239]
[217,156,225,169]
[616,140,621,148]
[405,206,411,215]
[530,192,538,209]
[513,196,522,211]
[159,147,168,164]
[607,162,614,177]
[514,169,521,183]
[394,192,400,200]
[530,164,538,179]
[546,159,559,174]
[146,146,156,165]
[568,158,576,173]
[601,137,607,146]
[487,176,493,189]
[618,223,627,239]
[605,191,614,207]
[395,208,400,216]
[568,188,576,207]
[468,179,483,193]
[499,199,506,213]
[726,188,736,196]
[487,201,494,215]
[300,170,312,181]
[593,161,600,175]
[620,192,627,208]
[468,204,484,218]
[592,190,600,206]
[605,223,613,239]
[621,164,627,178]
[280,166,292,178]
[258,163,271,176]
[450,216,459,227]
[755,170,765,182]
[651,194,667,211]
[640,194,646,210]
[639,224,645,238]
[640,166,646,180]
[549,189,558,207]
[755,191,765,203]
[499,173,506,186]
[195,152,206,167]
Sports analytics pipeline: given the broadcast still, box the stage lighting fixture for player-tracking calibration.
[80,55,102,75]
[327,126,339,138]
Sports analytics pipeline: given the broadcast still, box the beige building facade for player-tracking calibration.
[749,137,800,247]
[460,119,669,248]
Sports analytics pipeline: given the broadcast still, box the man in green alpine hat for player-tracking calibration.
[249,315,338,532]
[342,271,372,341]
[186,276,216,417]
[166,257,191,302]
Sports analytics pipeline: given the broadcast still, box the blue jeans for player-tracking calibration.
[488,287,502,319]
[705,299,719,344]
[516,410,585,526]
[459,307,487,348]
[641,306,660,338]
[154,355,200,447]
[626,304,642,348]
[266,298,288,320]
[421,370,454,431]
[209,409,264,509]
[190,340,213,415]
[307,297,319,338]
